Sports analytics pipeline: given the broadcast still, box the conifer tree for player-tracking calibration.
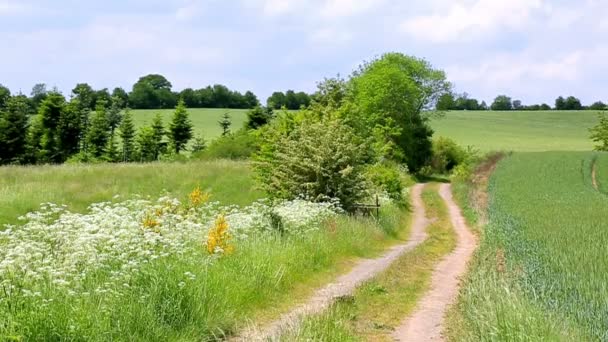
[86,102,110,158]
[119,109,135,162]
[169,99,193,154]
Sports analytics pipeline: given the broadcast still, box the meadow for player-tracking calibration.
[131,108,598,152]
[448,152,608,340]
[0,160,262,226]
[131,108,249,141]
[431,110,596,152]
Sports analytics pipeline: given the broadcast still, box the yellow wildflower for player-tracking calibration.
[189,186,210,208]
[206,214,233,255]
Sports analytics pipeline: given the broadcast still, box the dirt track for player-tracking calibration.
[232,184,430,341]
[392,183,477,341]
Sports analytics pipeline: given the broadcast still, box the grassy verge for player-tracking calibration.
[1,198,410,341]
[0,160,263,226]
[445,152,604,341]
[279,183,456,341]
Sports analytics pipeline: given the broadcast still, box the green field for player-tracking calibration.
[131,108,249,141]
[132,108,599,152]
[0,160,262,226]
[431,110,596,152]
[450,152,608,340]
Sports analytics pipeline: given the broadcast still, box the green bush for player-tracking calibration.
[254,119,369,212]
[193,130,258,160]
[430,137,469,173]
[365,163,404,202]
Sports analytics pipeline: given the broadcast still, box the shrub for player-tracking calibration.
[193,129,258,160]
[430,136,468,173]
[254,119,369,212]
[365,163,404,202]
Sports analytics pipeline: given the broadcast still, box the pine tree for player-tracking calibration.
[119,109,135,162]
[137,126,157,162]
[105,135,119,162]
[107,97,123,136]
[151,113,166,159]
[86,102,110,158]
[169,99,193,154]
[36,92,66,163]
[191,134,207,153]
[57,99,84,160]
[0,96,30,164]
[219,112,232,136]
[245,106,273,130]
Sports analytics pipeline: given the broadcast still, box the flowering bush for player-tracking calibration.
[0,193,339,321]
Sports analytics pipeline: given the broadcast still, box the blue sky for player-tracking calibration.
[1,0,607,105]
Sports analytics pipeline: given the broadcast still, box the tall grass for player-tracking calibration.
[0,160,262,226]
[449,152,608,340]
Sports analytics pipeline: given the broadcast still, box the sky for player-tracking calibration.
[1,0,607,105]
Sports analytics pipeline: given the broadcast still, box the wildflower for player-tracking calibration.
[142,212,160,233]
[189,186,210,208]
[206,214,233,255]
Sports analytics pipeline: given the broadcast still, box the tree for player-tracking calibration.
[137,126,158,162]
[348,53,450,172]
[590,112,608,151]
[491,95,513,111]
[540,103,551,110]
[0,96,29,164]
[555,96,566,110]
[245,105,273,129]
[219,112,232,136]
[0,84,11,109]
[107,97,123,135]
[480,101,489,110]
[267,91,286,109]
[565,96,582,110]
[151,113,167,159]
[119,109,136,162]
[191,135,207,153]
[513,100,523,110]
[30,83,48,110]
[86,102,110,158]
[589,101,607,110]
[95,88,112,109]
[105,135,120,162]
[129,74,175,109]
[285,90,299,110]
[71,83,96,110]
[168,99,193,154]
[243,91,260,108]
[211,84,231,108]
[436,93,455,110]
[112,87,129,108]
[254,119,368,212]
[179,88,199,108]
[57,99,84,159]
[295,92,311,108]
[35,92,66,163]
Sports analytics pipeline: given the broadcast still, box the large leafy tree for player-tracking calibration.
[491,95,513,111]
[111,87,129,108]
[169,99,193,153]
[348,52,450,172]
[129,74,176,109]
[0,95,29,164]
[30,83,48,111]
[71,83,96,110]
[590,112,608,151]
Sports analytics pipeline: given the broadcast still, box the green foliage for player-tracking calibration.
[0,96,29,164]
[490,95,513,110]
[34,92,67,163]
[218,112,232,136]
[556,95,583,110]
[255,119,369,212]
[195,129,258,160]
[589,112,608,151]
[119,109,136,162]
[245,105,273,130]
[430,136,468,173]
[168,99,193,154]
[86,102,110,158]
[71,83,96,110]
[0,84,10,109]
[364,163,404,202]
[57,99,84,160]
[348,52,449,172]
[267,90,311,110]
[129,74,176,109]
[137,126,161,162]
[111,87,129,108]
[589,101,607,111]
[191,134,207,153]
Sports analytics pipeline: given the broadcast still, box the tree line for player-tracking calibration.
[437,93,607,111]
[0,88,199,165]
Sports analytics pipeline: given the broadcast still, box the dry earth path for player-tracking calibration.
[232,184,431,341]
[392,183,477,341]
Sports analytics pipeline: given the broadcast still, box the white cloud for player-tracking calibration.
[309,27,352,44]
[321,0,381,18]
[401,0,544,42]
[0,0,33,15]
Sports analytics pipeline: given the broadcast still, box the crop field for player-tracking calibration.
[449,152,608,340]
[430,110,596,152]
[131,108,249,141]
[0,160,262,226]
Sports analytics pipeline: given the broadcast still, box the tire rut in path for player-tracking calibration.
[232,184,430,341]
[392,183,477,342]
